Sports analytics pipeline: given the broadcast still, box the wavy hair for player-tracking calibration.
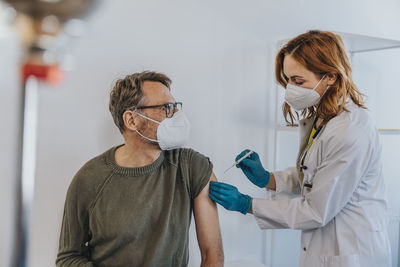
[109,71,171,133]
[275,30,366,126]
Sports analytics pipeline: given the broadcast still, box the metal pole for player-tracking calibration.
[12,76,39,267]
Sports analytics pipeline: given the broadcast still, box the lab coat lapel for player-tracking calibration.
[296,117,315,184]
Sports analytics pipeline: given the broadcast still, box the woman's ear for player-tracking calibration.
[327,73,338,85]
[123,110,140,131]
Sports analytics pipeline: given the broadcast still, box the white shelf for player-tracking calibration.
[276,126,400,135]
[276,31,400,55]
[378,129,400,135]
[276,125,298,132]
[337,32,400,54]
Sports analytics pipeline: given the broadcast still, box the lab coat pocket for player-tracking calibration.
[321,253,360,267]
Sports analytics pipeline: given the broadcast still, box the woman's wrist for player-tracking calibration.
[266,172,276,191]
[248,198,253,214]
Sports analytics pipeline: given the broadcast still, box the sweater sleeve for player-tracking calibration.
[189,150,213,199]
[180,149,213,200]
[56,170,95,266]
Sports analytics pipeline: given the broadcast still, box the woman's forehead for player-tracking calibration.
[283,55,310,78]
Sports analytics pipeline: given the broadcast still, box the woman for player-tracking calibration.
[209,30,391,267]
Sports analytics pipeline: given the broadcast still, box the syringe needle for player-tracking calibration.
[223,150,254,174]
[223,164,235,174]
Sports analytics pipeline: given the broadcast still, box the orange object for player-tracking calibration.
[22,63,64,85]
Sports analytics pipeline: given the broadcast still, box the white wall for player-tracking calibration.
[1,0,400,266]
[0,23,21,267]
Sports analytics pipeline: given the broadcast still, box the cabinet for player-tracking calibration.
[267,32,400,267]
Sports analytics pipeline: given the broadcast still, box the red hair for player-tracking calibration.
[275,30,366,126]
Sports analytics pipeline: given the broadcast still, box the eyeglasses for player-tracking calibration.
[135,102,183,118]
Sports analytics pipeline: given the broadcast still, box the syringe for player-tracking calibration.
[223,150,254,174]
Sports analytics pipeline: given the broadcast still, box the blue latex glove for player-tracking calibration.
[235,149,270,188]
[209,181,251,215]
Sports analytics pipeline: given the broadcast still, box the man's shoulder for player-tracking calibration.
[164,148,211,165]
[70,147,114,190]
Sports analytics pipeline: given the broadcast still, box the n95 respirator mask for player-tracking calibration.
[135,111,191,150]
[284,75,328,111]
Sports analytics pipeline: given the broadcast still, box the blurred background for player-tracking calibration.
[1,0,400,266]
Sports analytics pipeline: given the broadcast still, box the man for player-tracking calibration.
[56,71,224,266]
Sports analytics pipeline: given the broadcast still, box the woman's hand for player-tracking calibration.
[235,149,270,188]
[209,181,251,215]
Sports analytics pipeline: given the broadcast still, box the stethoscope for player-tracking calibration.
[300,117,324,191]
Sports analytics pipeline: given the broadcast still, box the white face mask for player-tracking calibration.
[135,110,191,150]
[284,74,327,111]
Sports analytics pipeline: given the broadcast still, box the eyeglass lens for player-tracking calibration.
[166,103,182,118]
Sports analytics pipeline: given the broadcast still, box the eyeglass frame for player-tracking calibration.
[131,102,183,118]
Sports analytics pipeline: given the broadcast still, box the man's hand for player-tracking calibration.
[209,181,251,215]
[235,149,270,188]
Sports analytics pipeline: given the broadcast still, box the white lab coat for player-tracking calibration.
[253,100,391,267]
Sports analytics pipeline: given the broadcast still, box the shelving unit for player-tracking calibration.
[267,32,400,267]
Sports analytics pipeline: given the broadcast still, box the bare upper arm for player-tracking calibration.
[193,172,224,263]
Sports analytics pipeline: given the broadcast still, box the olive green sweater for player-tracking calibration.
[56,146,212,267]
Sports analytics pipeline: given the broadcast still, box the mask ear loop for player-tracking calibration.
[315,74,332,126]
[318,74,332,101]
[312,74,327,91]
[134,111,161,125]
[132,110,161,143]
[135,129,159,143]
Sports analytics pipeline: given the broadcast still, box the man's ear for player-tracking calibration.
[327,73,338,85]
[122,110,140,131]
